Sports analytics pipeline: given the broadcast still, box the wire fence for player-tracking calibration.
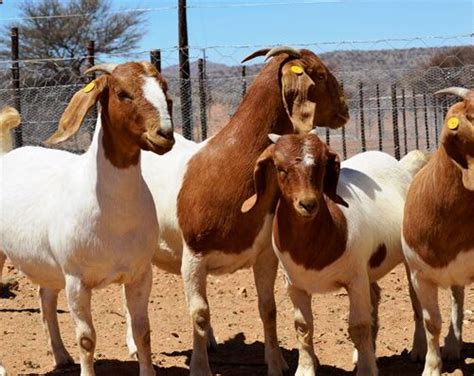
[0,34,473,158]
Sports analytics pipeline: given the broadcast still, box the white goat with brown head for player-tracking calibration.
[242,131,429,376]
[0,61,174,376]
[403,87,474,376]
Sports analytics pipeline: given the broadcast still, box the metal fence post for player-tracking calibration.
[391,83,400,160]
[359,81,366,152]
[401,88,408,155]
[376,83,383,151]
[198,58,208,141]
[241,65,247,98]
[179,0,193,140]
[150,49,161,72]
[423,93,430,149]
[11,27,22,147]
[412,89,419,149]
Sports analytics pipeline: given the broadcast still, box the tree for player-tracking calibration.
[0,0,146,83]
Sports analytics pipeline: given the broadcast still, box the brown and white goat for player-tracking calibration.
[242,132,429,375]
[175,46,349,375]
[402,87,474,376]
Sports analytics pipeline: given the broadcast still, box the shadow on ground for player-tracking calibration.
[18,334,474,375]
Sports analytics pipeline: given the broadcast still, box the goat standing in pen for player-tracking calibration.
[0,62,174,376]
[402,87,474,376]
[124,46,349,375]
[241,131,430,375]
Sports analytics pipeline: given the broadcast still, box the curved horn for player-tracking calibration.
[434,87,471,99]
[268,133,281,144]
[241,48,271,63]
[84,63,118,75]
[264,46,302,61]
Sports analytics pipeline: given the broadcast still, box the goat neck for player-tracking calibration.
[274,194,347,271]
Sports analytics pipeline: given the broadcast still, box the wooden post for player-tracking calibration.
[198,58,208,141]
[179,0,193,140]
[340,81,347,159]
[401,88,408,155]
[150,49,161,72]
[359,81,366,152]
[412,89,419,149]
[391,83,400,160]
[11,27,22,147]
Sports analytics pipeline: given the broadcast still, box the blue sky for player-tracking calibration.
[0,0,472,65]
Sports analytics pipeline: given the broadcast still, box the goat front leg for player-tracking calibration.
[405,263,426,362]
[39,287,74,368]
[65,275,96,376]
[253,246,288,376]
[124,267,155,376]
[182,244,212,376]
[411,272,442,376]
[442,285,464,361]
[346,274,378,376]
[287,284,317,376]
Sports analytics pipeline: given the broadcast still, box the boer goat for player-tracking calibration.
[0,62,174,376]
[127,46,348,375]
[242,131,429,375]
[402,87,474,376]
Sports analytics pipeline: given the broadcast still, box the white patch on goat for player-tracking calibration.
[142,76,172,133]
[302,139,315,166]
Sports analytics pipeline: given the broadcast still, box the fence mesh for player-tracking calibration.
[0,35,473,157]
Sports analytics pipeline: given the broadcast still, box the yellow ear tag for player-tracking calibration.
[447,116,459,130]
[84,81,96,93]
[290,66,304,75]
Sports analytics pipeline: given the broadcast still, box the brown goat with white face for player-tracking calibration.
[244,131,431,375]
[403,87,474,376]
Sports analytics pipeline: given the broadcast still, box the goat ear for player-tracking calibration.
[461,156,474,191]
[281,63,316,134]
[46,76,108,145]
[324,150,348,207]
[241,145,275,213]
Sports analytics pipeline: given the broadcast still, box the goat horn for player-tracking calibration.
[241,48,271,63]
[84,63,118,75]
[434,87,471,99]
[264,46,302,61]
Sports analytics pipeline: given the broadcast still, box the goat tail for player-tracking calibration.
[400,150,431,178]
[0,107,21,155]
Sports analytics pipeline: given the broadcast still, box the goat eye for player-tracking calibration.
[316,73,325,81]
[117,91,133,101]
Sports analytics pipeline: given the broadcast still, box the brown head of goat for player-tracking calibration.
[46,62,175,168]
[241,131,348,216]
[436,87,474,191]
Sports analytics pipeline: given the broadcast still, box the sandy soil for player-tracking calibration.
[1,260,473,376]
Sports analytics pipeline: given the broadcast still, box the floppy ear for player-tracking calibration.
[241,145,275,213]
[324,150,348,207]
[46,76,108,145]
[460,155,474,191]
[281,63,316,134]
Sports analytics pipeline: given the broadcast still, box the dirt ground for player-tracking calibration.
[1,260,473,376]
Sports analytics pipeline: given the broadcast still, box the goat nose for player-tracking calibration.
[298,198,318,213]
[157,127,174,141]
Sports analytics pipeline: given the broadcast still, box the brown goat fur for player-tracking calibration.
[177,51,349,255]
[403,89,474,268]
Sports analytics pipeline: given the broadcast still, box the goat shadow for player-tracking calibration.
[338,167,382,202]
[17,336,474,375]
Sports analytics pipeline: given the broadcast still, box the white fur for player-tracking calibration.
[274,150,426,376]
[302,139,315,166]
[142,76,172,133]
[0,114,158,376]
